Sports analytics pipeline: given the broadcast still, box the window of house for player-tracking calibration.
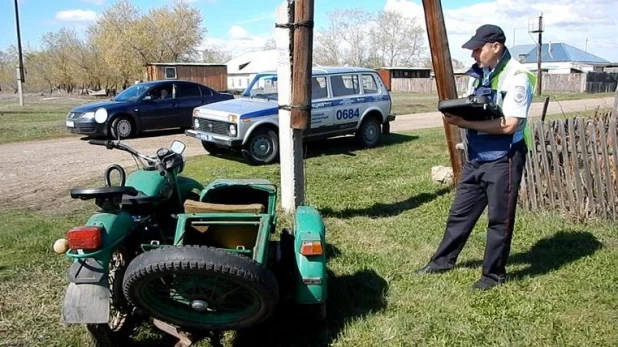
[164,67,177,79]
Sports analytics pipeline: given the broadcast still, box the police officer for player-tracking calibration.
[415,24,536,290]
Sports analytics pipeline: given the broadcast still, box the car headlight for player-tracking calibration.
[94,108,108,124]
[229,124,237,136]
[228,114,238,122]
[80,112,95,120]
[194,118,200,129]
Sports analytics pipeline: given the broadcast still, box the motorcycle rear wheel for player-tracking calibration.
[86,246,137,346]
[122,246,279,331]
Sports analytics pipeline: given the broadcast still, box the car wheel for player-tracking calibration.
[242,128,279,165]
[355,116,381,148]
[201,141,225,155]
[110,116,134,139]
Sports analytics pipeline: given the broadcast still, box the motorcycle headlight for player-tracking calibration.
[229,124,237,136]
[81,112,95,120]
[94,108,108,124]
[194,118,200,129]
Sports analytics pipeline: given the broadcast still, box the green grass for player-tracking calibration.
[1,128,617,346]
[0,96,92,144]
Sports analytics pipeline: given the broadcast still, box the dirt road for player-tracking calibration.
[0,97,613,211]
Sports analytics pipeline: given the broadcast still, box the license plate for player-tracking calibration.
[197,132,212,142]
[66,120,75,128]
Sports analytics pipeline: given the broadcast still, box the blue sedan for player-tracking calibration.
[66,80,234,139]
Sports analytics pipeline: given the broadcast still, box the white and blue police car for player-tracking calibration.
[185,66,395,165]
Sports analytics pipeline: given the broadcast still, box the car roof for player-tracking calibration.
[257,66,377,76]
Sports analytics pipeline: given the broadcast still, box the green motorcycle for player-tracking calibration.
[56,140,328,346]
[55,139,203,345]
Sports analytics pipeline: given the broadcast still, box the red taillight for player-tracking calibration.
[300,240,323,256]
[66,226,102,250]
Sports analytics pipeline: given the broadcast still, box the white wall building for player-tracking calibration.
[225,49,278,92]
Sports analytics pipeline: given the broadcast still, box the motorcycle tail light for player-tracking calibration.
[66,226,102,250]
[300,240,323,256]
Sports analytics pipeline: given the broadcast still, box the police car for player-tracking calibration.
[185,67,395,165]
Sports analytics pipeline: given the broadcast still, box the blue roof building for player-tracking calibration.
[508,42,611,73]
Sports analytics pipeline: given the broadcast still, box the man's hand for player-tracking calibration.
[443,113,465,127]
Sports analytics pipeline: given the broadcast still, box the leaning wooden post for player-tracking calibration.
[613,83,618,118]
[421,0,463,184]
[276,0,313,213]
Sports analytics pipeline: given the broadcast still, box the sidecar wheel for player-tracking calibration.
[123,246,279,331]
[86,246,138,346]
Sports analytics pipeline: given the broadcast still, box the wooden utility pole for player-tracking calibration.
[421,0,463,184]
[276,0,313,213]
[13,0,25,106]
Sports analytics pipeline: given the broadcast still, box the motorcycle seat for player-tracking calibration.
[70,187,138,200]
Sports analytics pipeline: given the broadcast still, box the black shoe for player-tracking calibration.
[414,264,451,275]
[471,276,505,291]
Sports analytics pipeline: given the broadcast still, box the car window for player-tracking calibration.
[311,77,328,99]
[199,85,213,96]
[176,83,201,99]
[330,74,359,97]
[361,74,379,94]
[146,83,174,101]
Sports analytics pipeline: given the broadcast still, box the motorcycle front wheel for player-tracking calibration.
[122,246,279,331]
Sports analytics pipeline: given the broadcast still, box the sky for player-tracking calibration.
[1,0,617,65]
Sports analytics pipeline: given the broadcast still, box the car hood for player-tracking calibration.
[71,100,132,113]
[194,97,277,120]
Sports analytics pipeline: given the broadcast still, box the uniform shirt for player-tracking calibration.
[464,55,534,161]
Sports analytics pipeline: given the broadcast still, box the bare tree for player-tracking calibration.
[202,46,232,64]
[369,10,426,67]
[314,8,374,67]
[263,38,276,50]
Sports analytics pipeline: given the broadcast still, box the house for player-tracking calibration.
[509,43,611,74]
[225,50,279,93]
[375,67,432,91]
[143,63,228,91]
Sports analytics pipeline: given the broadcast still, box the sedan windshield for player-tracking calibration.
[242,74,279,100]
[112,84,152,102]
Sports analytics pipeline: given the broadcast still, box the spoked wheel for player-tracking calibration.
[123,246,279,331]
[86,246,137,346]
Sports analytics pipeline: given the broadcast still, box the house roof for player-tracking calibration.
[510,43,609,64]
[225,50,279,75]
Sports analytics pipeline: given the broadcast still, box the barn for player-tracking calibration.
[143,63,228,92]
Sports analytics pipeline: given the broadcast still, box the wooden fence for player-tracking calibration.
[390,72,617,94]
[519,111,618,220]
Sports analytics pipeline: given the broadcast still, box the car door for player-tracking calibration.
[308,76,334,135]
[330,74,362,131]
[175,82,204,128]
[138,83,177,130]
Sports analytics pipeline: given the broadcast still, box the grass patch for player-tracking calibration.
[0,96,92,144]
[1,128,617,346]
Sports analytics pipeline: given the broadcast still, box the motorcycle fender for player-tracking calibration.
[294,206,327,305]
[61,280,109,324]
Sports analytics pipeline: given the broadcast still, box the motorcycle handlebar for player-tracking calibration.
[88,139,114,149]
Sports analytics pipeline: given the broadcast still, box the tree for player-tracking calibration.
[313,8,374,67]
[202,46,232,63]
[369,10,426,67]
[263,38,276,50]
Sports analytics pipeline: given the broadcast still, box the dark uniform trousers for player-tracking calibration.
[428,140,527,281]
